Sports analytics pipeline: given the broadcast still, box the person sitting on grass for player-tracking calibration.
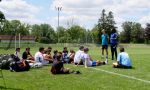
[51,52,80,74]
[74,46,84,65]
[53,50,58,61]
[83,48,106,68]
[113,47,132,69]
[34,47,45,67]
[22,47,35,62]
[14,48,21,60]
[22,47,35,67]
[62,47,69,63]
[68,49,75,63]
[43,49,53,64]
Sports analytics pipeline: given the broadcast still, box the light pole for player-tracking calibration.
[56,6,62,43]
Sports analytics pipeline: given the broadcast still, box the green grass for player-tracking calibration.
[0,44,150,90]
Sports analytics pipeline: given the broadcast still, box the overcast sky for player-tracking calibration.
[0,0,150,31]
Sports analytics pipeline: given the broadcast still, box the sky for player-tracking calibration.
[0,0,150,31]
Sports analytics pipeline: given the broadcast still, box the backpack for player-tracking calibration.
[10,60,30,72]
[0,54,14,69]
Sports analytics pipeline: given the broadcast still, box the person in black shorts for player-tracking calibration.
[101,30,109,63]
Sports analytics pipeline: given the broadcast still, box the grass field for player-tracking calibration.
[0,44,150,90]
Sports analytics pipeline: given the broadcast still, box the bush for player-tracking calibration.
[39,37,51,44]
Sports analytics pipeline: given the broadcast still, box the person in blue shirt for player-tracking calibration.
[110,28,118,60]
[113,47,132,69]
[101,29,109,63]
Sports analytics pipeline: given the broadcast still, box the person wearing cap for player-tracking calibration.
[74,46,84,65]
[83,48,105,68]
[101,29,109,63]
[113,47,132,68]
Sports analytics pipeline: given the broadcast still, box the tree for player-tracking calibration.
[91,25,99,44]
[98,9,107,33]
[0,11,5,32]
[31,24,41,41]
[31,24,56,43]
[106,11,116,35]
[57,26,68,43]
[98,9,116,36]
[121,22,132,43]
[145,23,150,44]
[131,23,144,43]
[67,25,86,43]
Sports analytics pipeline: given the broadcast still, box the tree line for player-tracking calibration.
[0,9,150,44]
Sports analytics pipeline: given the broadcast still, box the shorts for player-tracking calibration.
[92,61,97,66]
[102,45,108,49]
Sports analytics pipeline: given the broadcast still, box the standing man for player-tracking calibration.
[110,28,118,60]
[101,29,109,63]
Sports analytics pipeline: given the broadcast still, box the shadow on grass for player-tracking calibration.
[114,66,135,70]
[0,86,23,90]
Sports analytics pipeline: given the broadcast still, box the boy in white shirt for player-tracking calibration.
[34,47,45,67]
[74,46,84,65]
[83,48,105,68]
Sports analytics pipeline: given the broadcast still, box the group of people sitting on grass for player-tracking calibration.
[12,44,132,74]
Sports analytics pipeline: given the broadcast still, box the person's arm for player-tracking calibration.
[117,53,121,65]
[44,54,52,61]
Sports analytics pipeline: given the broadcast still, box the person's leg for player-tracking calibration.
[102,47,104,58]
[111,46,114,60]
[113,62,119,68]
[114,46,117,60]
[105,45,108,59]
[105,45,108,63]
[96,60,105,65]
[63,68,70,74]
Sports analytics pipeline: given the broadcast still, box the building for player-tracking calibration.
[0,35,35,43]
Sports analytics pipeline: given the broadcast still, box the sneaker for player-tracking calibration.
[105,59,108,64]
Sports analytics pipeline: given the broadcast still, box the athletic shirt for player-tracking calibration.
[117,52,132,66]
[110,33,118,46]
[74,50,84,63]
[82,53,92,67]
[101,34,109,45]
[34,52,44,63]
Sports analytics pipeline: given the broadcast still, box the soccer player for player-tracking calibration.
[110,28,118,60]
[101,29,109,63]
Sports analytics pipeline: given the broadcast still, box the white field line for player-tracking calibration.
[90,67,150,84]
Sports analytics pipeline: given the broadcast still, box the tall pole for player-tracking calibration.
[56,6,62,43]
[19,33,20,48]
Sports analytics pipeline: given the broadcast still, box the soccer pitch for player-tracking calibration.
[0,44,150,90]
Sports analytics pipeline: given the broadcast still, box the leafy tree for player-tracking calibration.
[131,23,144,43]
[31,24,56,43]
[31,24,41,41]
[67,25,86,43]
[0,11,5,32]
[98,9,116,36]
[91,25,99,43]
[121,22,132,43]
[145,23,150,44]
